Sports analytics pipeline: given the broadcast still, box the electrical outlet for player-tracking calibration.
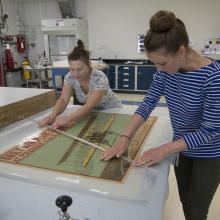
[189,39,194,46]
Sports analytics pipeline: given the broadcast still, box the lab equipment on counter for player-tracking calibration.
[41,18,88,63]
[202,38,220,55]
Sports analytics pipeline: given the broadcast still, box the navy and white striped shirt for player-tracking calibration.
[135,60,220,158]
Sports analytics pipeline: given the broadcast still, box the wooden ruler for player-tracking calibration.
[83,116,114,167]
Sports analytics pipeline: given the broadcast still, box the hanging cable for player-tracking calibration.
[0,0,8,33]
[0,0,4,19]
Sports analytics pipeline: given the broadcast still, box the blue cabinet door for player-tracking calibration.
[104,65,116,89]
[118,65,135,90]
[137,65,156,91]
[52,68,69,92]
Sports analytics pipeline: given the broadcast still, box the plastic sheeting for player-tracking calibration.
[0,106,172,205]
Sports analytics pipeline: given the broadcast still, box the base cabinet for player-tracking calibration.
[117,65,135,90]
[137,65,156,91]
[104,65,116,89]
[52,64,156,93]
[104,64,156,92]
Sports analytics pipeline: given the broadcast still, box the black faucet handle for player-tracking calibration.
[56,195,73,213]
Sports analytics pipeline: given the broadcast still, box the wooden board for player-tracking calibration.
[0,90,56,129]
[0,112,157,182]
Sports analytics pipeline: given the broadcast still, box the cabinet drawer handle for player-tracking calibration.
[123,79,129,82]
[123,84,129,88]
[123,73,129,76]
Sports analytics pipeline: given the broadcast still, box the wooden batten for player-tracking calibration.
[0,90,56,129]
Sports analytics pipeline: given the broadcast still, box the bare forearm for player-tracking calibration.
[101,113,146,160]
[68,105,92,123]
[160,138,187,156]
[132,137,188,167]
[51,98,68,117]
[122,113,146,139]
[67,90,105,123]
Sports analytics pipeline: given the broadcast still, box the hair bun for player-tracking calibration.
[75,39,85,51]
[150,11,176,33]
[68,39,90,64]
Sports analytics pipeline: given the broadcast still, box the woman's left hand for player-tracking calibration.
[50,115,71,129]
[132,146,167,167]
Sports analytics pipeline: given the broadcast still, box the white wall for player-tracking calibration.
[11,0,220,63]
[1,0,17,35]
[0,0,22,66]
[87,0,220,59]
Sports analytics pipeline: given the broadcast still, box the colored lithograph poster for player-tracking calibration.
[0,112,156,182]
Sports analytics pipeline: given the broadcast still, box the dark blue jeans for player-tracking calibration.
[174,154,220,220]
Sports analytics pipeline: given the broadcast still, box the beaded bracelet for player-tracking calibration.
[119,134,131,142]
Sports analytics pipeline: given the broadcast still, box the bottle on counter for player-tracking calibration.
[21,57,31,80]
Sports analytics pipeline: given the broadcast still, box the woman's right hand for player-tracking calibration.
[38,114,56,127]
[100,136,130,161]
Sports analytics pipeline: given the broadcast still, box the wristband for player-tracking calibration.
[119,134,131,142]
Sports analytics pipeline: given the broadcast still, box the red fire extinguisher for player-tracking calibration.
[17,35,25,53]
[5,44,14,71]
[0,62,5,86]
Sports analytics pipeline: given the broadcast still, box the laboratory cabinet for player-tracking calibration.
[117,65,135,90]
[103,64,156,92]
[52,68,69,93]
[104,65,116,89]
[137,65,156,91]
[51,63,156,94]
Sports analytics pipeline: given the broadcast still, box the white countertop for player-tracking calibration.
[0,105,172,220]
[52,60,108,70]
[0,87,53,106]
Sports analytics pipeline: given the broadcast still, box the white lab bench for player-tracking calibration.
[0,88,172,220]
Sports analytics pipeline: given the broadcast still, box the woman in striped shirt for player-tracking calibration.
[101,10,220,220]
